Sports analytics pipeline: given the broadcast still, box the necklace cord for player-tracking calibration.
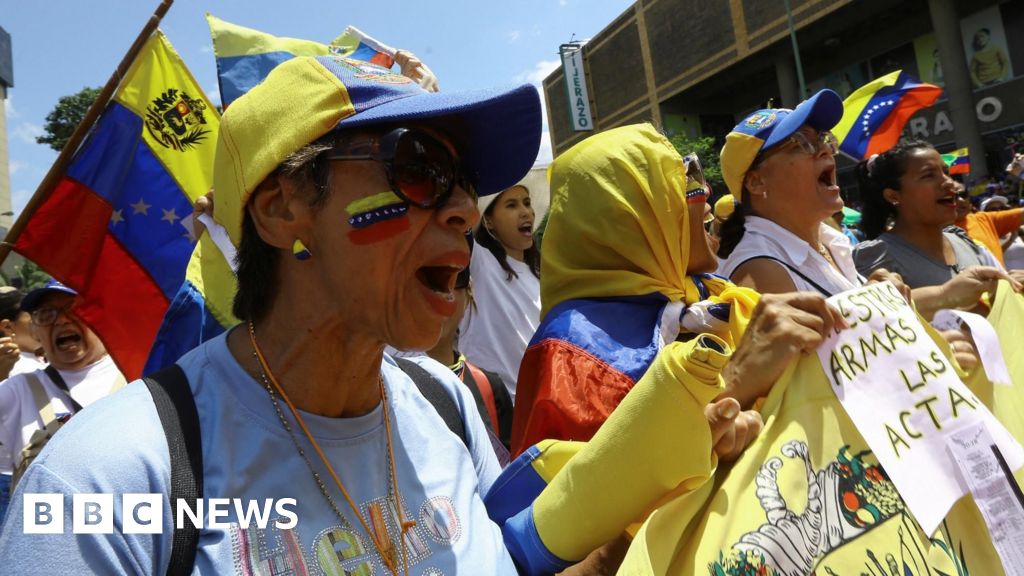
[247,322,411,575]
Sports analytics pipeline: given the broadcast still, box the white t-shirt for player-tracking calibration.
[459,248,541,402]
[0,332,515,574]
[9,353,45,378]
[0,355,123,473]
[1003,234,1024,270]
[718,216,863,296]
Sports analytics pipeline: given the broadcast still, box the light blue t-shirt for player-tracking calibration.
[0,331,515,574]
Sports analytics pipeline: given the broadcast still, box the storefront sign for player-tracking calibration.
[561,45,593,132]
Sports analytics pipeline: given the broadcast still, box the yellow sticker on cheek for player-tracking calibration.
[346,190,410,245]
[345,191,405,216]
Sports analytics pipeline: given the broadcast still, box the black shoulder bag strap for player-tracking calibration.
[43,366,84,413]
[143,364,203,576]
[393,357,469,449]
[733,255,836,297]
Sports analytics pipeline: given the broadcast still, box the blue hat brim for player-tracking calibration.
[338,83,542,198]
[21,281,78,312]
[762,89,844,150]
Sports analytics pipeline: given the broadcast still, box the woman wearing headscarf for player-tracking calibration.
[511,123,842,457]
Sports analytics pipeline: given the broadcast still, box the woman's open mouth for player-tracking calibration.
[416,265,461,302]
[518,222,534,238]
[818,164,839,192]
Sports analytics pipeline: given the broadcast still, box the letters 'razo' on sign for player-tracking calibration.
[815,281,1024,534]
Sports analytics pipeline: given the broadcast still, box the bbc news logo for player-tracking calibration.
[23,494,298,534]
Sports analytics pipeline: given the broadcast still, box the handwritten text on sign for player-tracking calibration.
[816,282,1023,534]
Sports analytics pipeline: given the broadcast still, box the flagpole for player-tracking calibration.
[0,0,175,265]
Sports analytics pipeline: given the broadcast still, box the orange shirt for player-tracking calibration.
[955,207,1023,265]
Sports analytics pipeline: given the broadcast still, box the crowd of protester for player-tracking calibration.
[0,52,1021,576]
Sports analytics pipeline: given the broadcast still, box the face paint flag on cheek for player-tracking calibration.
[346,191,411,244]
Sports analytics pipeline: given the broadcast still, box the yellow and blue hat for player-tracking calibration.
[215,55,543,245]
[719,89,843,198]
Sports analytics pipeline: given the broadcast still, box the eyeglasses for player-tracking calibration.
[777,130,839,157]
[324,128,477,209]
[30,301,76,326]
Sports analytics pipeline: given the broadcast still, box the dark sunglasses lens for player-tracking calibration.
[393,132,454,207]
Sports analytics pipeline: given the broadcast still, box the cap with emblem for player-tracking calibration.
[719,89,843,198]
[215,55,542,245]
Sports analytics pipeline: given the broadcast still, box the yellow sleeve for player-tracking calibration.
[531,334,730,562]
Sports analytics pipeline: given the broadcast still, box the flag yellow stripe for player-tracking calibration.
[114,31,220,203]
[832,70,901,144]
[185,236,239,329]
[207,13,332,58]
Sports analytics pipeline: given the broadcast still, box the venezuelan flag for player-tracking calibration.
[832,70,942,159]
[207,14,396,108]
[942,147,971,175]
[13,31,219,379]
[144,221,238,374]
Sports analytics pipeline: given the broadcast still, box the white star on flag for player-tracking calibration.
[110,209,124,225]
[161,208,180,225]
[130,198,151,215]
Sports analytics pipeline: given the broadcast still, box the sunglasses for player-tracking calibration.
[30,301,77,326]
[766,130,839,159]
[324,128,477,209]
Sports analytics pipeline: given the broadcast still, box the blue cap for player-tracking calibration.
[21,279,78,312]
[215,54,543,246]
[720,89,844,196]
[731,89,844,149]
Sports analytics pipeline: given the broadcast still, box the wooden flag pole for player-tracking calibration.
[0,0,175,264]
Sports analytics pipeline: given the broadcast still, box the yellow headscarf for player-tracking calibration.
[541,123,758,345]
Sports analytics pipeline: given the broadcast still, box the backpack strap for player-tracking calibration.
[24,372,58,429]
[43,366,84,413]
[393,357,468,449]
[143,364,203,576]
[464,362,500,436]
[733,255,836,297]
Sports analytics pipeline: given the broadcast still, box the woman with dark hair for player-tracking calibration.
[852,140,1018,311]
[716,90,863,297]
[459,183,541,402]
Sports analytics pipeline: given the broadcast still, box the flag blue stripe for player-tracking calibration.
[531,294,668,384]
[144,279,227,374]
[216,51,298,106]
[66,103,195,301]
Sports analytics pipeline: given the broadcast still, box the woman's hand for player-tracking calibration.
[720,292,848,408]
[705,397,763,462]
[0,336,21,381]
[937,327,980,373]
[191,189,214,238]
[866,268,912,302]
[394,49,439,92]
[940,266,1021,309]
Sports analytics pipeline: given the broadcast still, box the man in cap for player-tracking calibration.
[0,281,125,505]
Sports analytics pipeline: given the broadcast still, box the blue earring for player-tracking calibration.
[292,239,311,260]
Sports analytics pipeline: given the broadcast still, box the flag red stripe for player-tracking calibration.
[866,88,943,157]
[15,179,169,379]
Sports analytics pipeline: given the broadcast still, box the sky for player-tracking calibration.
[3,0,634,219]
